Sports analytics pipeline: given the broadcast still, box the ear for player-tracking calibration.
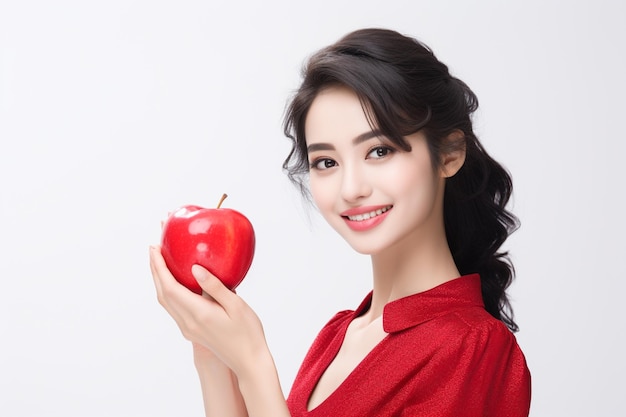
[440,130,466,178]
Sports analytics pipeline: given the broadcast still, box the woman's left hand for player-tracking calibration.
[149,245,269,377]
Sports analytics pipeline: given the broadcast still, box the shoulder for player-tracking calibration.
[427,306,525,363]
[441,309,532,412]
[454,307,521,349]
[403,305,531,392]
[427,304,511,337]
[298,308,355,355]
[399,308,531,416]
[311,309,354,342]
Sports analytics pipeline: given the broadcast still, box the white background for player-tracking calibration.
[1,1,624,416]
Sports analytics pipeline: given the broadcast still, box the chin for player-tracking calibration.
[344,237,389,256]
[349,245,375,255]
[331,222,393,255]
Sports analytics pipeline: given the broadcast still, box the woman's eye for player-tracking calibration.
[367,146,393,159]
[310,158,337,170]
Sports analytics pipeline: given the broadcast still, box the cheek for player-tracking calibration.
[309,177,332,211]
[381,158,439,203]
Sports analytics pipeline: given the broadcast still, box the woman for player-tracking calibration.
[150,28,531,416]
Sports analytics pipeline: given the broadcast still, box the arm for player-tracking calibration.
[234,348,290,417]
[149,246,291,417]
[193,343,248,417]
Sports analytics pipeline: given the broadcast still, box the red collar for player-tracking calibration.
[353,274,484,333]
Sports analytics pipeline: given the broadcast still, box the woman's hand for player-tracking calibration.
[149,245,268,377]
[150,245,290,417]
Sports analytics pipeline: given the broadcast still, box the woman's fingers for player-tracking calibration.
[149,245,183,306]
[149,246,208,330]
[149,244,267,375]
[192,264,237,312]
[149,245,166,299]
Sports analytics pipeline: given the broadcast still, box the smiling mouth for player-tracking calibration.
[344,205,392,222]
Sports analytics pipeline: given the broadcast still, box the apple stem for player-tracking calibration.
[217,193,228,209]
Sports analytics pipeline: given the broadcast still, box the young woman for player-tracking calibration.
[150,28,531,417]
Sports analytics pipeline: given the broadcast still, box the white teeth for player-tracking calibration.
[347,206,391,222]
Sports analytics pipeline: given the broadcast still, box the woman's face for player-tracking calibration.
[304,86,447,255]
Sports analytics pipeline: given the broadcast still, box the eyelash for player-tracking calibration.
[366,145,394,160]
[309,145,395,171]
[310,158,337,171]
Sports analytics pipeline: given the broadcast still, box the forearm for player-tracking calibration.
[195,351,248,417]
[236,350,291,417]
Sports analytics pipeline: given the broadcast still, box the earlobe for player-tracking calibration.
[440,130,467,178]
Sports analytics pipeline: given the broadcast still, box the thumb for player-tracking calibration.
[191,264,234,305]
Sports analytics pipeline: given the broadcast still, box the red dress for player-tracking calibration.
[286,274,531,417]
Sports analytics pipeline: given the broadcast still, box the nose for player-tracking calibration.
[340,162,372,203]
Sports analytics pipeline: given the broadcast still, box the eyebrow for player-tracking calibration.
[307,130,382,153]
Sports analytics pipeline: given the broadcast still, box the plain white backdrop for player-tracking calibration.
[1,1,624,416]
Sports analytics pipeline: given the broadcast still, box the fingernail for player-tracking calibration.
[192,264,207,282]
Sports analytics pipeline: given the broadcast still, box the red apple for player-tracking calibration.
[160,194,255,293]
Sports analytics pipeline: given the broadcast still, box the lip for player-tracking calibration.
[340,205,392,232]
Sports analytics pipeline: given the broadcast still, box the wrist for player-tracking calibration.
[193,347,248,417]
[235,348,276,386]
[193,343,228,375]
[235,351,290,417]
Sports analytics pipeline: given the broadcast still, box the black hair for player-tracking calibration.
[283,28,520,332]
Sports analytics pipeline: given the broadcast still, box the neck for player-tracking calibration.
[364,226,460,322]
